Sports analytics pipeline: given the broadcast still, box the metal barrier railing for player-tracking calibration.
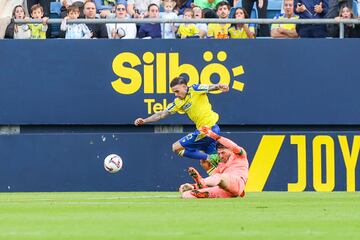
[14,18,360,39]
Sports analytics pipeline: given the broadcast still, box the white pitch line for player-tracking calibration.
[0,195,180,202]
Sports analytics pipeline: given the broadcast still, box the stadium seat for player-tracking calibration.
[50,1,62,16]
[50,1,62,38]
[267,0,282,19]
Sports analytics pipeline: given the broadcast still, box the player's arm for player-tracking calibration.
[200,126,244,155]
[134,110,170,126]
[208,84,229,93]
[217,136,244,155]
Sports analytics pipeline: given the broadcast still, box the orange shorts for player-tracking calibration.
[221,173,246,197]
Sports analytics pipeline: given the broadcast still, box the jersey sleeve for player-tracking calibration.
[248,23,256,34]
[191,84,209,93]
[218,136,244,156]
[165,101,178,114]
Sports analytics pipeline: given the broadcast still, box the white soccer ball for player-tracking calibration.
[104,154,123,173]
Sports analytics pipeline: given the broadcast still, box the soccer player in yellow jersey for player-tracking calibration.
[134,77,229,172]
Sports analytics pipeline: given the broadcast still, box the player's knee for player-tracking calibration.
[172,143,178,153]
[172,144,184,156]
[219,176,228,189]
[174,149,185,157]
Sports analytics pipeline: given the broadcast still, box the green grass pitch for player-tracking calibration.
[0,192,359,240]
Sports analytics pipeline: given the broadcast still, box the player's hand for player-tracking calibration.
[134,118,146,126]
[200,126,220,140]
[218,84,229,92]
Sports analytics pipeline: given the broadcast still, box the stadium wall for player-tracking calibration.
[0,40,358,192]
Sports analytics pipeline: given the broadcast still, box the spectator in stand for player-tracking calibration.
[28,3,48,39]
[5,5,31,39]
[270,0,299,38]
[138,3,162,38]
[61,5,92,39]
[207,1,231,38]
[326,0,355,36]
[240,0,269,37]
[194,0,223,10]
[229,7,255,38]
[107,3,137,38]
[193,5,207,38]
[127,0,161,18]
[83,0,108,38]
[60,0,86,18]
[94,0,123,18]
[0,0,25,39]
[294,0,329,37]
[177,8,200,38]
[326,0,353,19]
[27,0,50,17]
[175,0,193,15]
[160,0,178,39]
[332,5,360,37]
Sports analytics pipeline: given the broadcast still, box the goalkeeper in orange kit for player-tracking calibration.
[179,126,249,198]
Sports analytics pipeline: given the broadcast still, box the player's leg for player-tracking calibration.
[172,130,208,160]
[200,124,221,174]
[173,125,221,161]
[204,173,244,197]
[182,187,233,198]
[172,141,208,159]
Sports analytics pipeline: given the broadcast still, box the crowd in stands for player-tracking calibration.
[0,0,360,39]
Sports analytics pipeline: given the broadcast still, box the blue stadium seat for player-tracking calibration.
[267,0,282,19]
[50,1,62,38]
[50,1,62,17]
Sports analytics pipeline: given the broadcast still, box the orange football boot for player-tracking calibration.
[188,167,206,189]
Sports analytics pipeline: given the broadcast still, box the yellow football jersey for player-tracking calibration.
[166,84,219,129]
[271,14,299,31]
[207,23,231,39]
[28,24,47,39]
[228,24,256,39]
[177,24,200,38]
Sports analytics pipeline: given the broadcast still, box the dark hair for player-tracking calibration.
[232,7,249,19]
[67,5,80,13]
[203,8,218,18]
[216,1,230,11]
[148,3,159,11]
[170,76,188,87]
[216,142,226,149]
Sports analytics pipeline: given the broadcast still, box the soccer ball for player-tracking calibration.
[104,154,123,173]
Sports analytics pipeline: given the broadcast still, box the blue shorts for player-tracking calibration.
[179,124,220,154]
